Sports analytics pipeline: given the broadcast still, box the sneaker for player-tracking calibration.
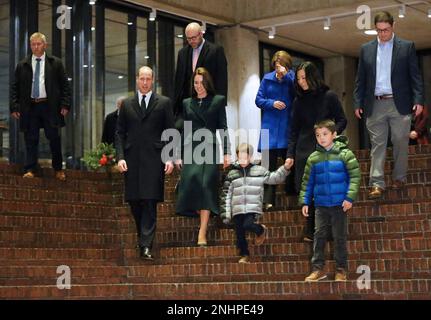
[255,224,267,245]
[335,269,347,282]
[55,170,66,181]
[238,256,250,263]
[23,171,35,178]
[305,270,327,282]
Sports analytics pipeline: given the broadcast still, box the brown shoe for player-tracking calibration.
[335,269,347,282]
[392,180,405,190]
[255,224,267,245]
[238,256,250,263]
[368,186,384,199]
[23,171,35,179]
[55,170,66,181]
[305,270,327,282]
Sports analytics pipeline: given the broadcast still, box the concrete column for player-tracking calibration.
[324,56,359,151]
[215,25,262,158]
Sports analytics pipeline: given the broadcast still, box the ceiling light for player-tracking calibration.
[268,27,275,39]
[176,34,183,38]
[91,27,95,31]
[127,22,133,26]
[323,17,331,30]
[118,75,124,79]
[149,8,157,21]
[428,9,431,18]
[144,55,150,59]
[399,5,406,18]
[89,0,96,5]
[201,21,206,34]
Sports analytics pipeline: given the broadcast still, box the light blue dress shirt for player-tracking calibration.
[375,34,394,96]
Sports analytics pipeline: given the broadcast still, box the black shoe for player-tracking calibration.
[140,247,154,260]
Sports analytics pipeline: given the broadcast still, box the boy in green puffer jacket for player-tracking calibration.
[300,120,360,282]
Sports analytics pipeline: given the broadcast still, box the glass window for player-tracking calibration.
[0,0,9,159]
[39,0,53,56]
[136,16,148,74]
[105,9,128,116]
[174,25,185,70]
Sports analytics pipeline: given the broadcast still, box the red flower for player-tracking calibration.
[99,154,108,166]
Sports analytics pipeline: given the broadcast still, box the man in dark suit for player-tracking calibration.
[174,22,228,128]
[116,66,175,260]
[101,96,125,146]
[10,32,71,181]
[354,11,424,199]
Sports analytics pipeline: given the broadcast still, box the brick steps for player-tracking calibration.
[0,216,428,249]
[0,214,119,233]
[1,279,430,299]
[1,258,430,287]
[0,247,122,261]
[137,238,431,264]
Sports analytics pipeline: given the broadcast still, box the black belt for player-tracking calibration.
[375,95,393,100]
[31,98,48,104]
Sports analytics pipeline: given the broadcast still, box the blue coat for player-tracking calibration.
[255,70,295,151]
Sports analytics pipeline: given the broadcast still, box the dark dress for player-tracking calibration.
[175,95,229,216]
[287,87,347,192]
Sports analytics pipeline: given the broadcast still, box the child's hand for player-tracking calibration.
[302,205,309,217]
[284,158,294,170]
[342,200,352,212]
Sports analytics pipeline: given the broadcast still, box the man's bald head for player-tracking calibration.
[185,22,204,49]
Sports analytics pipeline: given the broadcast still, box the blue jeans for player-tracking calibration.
[233,213,264,256]
[312,206,347,271]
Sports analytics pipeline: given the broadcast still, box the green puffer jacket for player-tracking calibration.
[299,136,361,207]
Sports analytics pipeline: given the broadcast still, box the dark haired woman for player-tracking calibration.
[286,61,347,242]
[175,67,230,246]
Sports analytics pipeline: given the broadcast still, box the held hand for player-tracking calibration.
[60,108,69,117]
[11,112,20,120]
[117,160,128,173]
[165,161,174,175]
[175,159,183,171]
[302,205,309,217]
[342,200,352,212]
[273,101,286,110]
[284,158,294,170]
[354,108,363,119]
[413,104,423,117]
[223,154,231,169]
[410,130,418,140]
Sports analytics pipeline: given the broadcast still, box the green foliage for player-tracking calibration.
[82,143,116,170]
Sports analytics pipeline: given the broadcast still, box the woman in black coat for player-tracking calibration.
[175,67,230,247]
[286,61,347,242]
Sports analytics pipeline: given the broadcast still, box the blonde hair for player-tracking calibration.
[271,50,292,69]
[30,32,47,44]
[236,143,254,156]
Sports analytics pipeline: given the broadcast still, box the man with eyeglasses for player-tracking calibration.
[173,22,228,129]
[354,11,424,199]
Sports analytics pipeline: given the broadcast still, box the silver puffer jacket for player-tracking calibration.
[220,162,289,223]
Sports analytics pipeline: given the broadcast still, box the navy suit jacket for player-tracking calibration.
[354,36,424,117]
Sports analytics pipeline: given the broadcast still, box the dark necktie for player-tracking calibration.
[32,58,41,98]
[141,95,147,110]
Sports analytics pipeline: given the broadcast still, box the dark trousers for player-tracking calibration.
[129,199,158,248]
[233,213,264,256]
[304,203,316,238]
[312,206,348,271]
[263,148,287,205]
[24,102,63,172]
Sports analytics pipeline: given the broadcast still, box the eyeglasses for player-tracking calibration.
[186,34,201,41]
[376,27,392,33]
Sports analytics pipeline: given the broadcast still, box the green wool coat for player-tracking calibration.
[175,95,230,216]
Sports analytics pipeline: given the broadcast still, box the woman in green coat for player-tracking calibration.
[175,67,230,246]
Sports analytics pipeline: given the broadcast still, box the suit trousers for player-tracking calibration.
[24,102,63,172]
[129,199,158,248]
[366,99,412,189]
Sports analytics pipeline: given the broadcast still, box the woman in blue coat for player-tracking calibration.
[255,50,295,209]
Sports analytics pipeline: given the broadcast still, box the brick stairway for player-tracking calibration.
[0,145,430,300]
